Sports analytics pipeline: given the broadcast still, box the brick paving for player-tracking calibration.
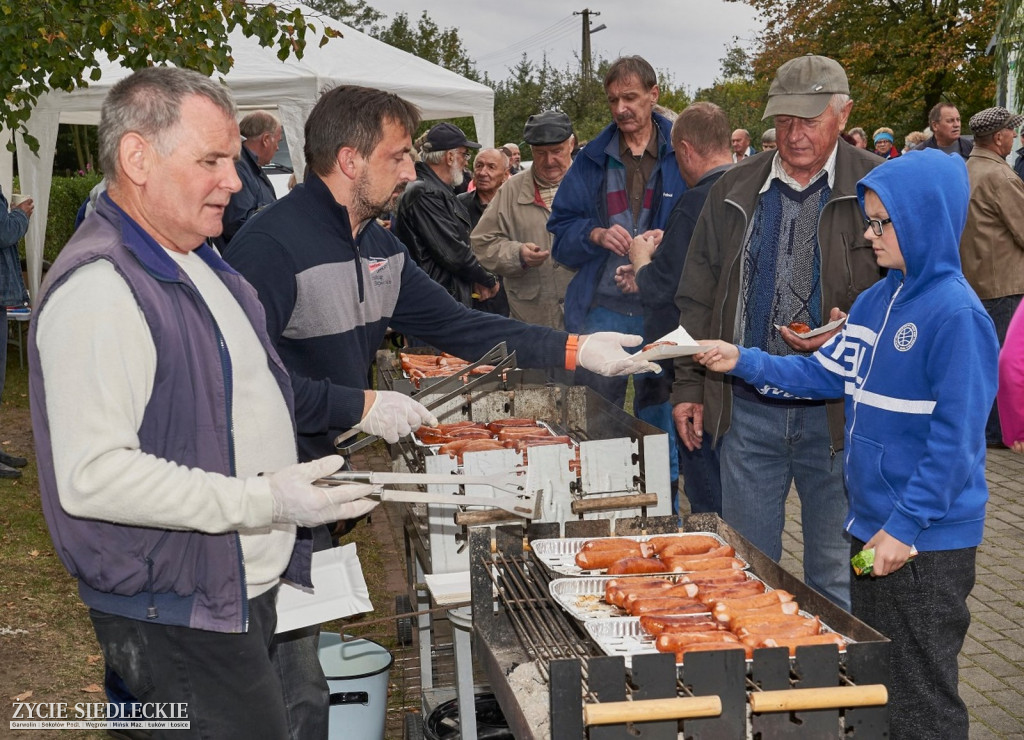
[776,446,1024,738]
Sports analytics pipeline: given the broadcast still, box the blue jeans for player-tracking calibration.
[678,438,722,516]
[636,402,722,516]
[574,306,643,410]
[720,395,851,610]
[981,295,1022,444]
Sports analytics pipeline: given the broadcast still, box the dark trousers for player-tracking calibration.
[982,294,1022,444]
[850,537,975,740]
[90,588,289,739]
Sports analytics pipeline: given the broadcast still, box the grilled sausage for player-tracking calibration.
[713,600,800,626]
[662,556,745,572]
[605,557,669,575]
[575,544,646,571]
[639,615,723,636]
[670,642,753,663]
[604,578,676,607]
[734,615,821,638]
[707,590,794,612]
[655,631,741,653]
[646,535,722,555]
[758,633,847,656]
[659,543,735,562]
[627,597,707,617]
[438,438,506,461]
[680,569,750,586]
[486,418,542,431]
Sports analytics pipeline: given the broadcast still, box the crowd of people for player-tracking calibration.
[9,43,1023,740]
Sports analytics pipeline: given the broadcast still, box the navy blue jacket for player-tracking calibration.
[548,113,686,332]
[634,166,728,407]
[219,146,276,246]
[225,174,568,460]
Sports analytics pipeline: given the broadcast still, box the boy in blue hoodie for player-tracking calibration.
[692,148,997,739]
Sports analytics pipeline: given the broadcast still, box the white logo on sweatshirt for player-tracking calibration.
[893,323,917,352]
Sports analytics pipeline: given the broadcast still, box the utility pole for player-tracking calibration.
[573,8,606,82]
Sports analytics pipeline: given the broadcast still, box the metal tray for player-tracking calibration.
[584,614,852,670]
[531,532,741,577]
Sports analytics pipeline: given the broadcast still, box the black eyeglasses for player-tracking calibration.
[863,216,892,236]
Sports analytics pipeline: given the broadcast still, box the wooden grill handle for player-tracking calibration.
[583,695,722,726]
[571,492,658,514]
[454,509,522,526]
[749,684,888,713]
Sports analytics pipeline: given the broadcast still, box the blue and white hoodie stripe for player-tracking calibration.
[730,149,998,552]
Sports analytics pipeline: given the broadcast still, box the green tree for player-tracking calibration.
[303,0,383,33]
[0,1,339,150]
[994,0,1024,109]
[734,0,998,138]
[375,11,478,80]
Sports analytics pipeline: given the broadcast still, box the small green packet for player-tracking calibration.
[851,545,918,575]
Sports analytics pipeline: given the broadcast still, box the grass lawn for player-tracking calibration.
[0,352,396,738]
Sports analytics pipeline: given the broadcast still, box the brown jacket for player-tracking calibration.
[471,170,575,329]
[671,141,882,449]
[961,146,1024,300]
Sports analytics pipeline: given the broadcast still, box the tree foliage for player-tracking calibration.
[0,0,338,149]
[375,11,479,81]
[732,0,999,139]
[302,0,383,33]
[490,55,691,157]
[994,0,1024,110]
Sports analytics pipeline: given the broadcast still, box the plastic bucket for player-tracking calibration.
[318,632,393,740]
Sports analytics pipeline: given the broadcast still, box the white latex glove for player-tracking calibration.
[270,455,378,527]
[354,390,438,443]
[577,332,661,377]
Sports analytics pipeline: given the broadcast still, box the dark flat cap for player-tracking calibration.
[421,122,480,153]
[523,111,573,146]
[969,107,1024,138]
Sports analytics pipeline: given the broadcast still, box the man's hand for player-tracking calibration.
[474,281,500,301]
[590,224,632,256]
[520,242,550,268]
[693,340,740,374]
[629,232,659,270]
[577,332,660,376]
[780,307,847,352]
[861,530,914,577]
[614,264,638,294]
[12,198,33,218]
[354,390,438,443]
[269,455,378,527]
[672,402,705,451]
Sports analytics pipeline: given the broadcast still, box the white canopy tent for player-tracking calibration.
[6,4,494,298]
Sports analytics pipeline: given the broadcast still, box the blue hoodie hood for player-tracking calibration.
[856,149,969,301]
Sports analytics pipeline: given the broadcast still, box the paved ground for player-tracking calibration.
[356,443,1024,737]
[777,446,1024,739]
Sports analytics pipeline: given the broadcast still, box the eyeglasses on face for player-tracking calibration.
[863,216,892,236]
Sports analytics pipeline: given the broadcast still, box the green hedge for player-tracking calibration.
[15,173,104,264]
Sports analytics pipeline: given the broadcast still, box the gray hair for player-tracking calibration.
[761,127,777,144]
[99,66,236,181]
[239,110,280,139]
[830,94,852,117]
[420,149,447,166]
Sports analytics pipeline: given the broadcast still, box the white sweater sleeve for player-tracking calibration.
[36,260,275,532]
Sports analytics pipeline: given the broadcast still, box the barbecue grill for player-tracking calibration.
[471,515,891,739]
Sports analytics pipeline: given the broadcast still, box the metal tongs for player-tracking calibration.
[316,469,541,518]
[334,343,517,455]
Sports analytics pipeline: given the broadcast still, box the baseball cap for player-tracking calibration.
[762,54,850,120]
[968,107,1024,137]
[522,111,574,146]
[420,122,480,153]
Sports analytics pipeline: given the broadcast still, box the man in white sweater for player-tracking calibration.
[29,67,375,738]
